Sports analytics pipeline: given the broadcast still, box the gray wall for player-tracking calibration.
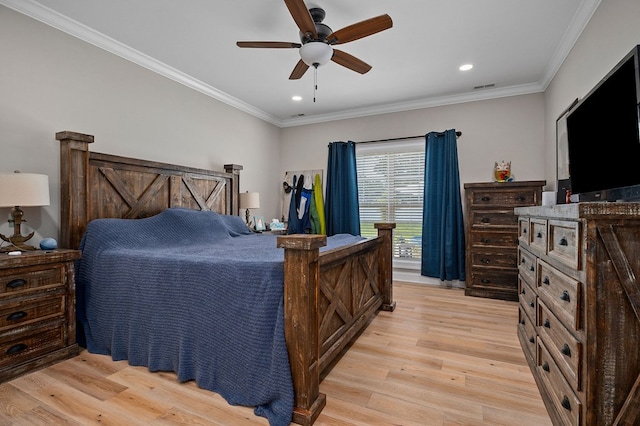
[0,6,281,245]
[2,0,639,250]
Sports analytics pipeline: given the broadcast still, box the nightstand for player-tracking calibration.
[0,249,81,382]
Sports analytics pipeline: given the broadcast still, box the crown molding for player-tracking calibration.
[539,0,601,90]
[279,82,545,127]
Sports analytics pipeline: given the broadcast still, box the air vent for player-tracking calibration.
[474,83,496,90]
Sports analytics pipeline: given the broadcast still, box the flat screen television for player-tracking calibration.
[566,44,640,202]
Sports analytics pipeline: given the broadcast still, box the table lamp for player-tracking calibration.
[239,191,260,227]
[0,171,50,252]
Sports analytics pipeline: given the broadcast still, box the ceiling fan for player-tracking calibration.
[236,0,393,80]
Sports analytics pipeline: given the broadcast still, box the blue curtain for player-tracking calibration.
[325,141,360,236]
[421,130,466,281]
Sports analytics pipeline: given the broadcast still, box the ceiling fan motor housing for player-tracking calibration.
[300,7,332,44]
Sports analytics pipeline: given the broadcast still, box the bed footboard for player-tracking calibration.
[277,223,394,425]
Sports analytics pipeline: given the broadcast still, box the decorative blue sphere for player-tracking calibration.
[40,238,58,250]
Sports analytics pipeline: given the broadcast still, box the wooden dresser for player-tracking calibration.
[0,249,80,382]
[515,203,640,425]
[464,181,545,301]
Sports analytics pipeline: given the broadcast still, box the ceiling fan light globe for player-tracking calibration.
[299,42,333,67]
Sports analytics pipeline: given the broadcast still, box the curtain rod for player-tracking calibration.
[355,131,462,145]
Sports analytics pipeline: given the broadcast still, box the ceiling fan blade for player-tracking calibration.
[284,0,317,39]
[289,59,310,80]
[331,49,372,74]
[237,41,301,48]
[327,14,393,45]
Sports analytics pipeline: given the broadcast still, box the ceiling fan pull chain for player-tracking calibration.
[313,65,318,102]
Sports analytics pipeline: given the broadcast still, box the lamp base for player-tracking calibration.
[0,206,37,252]
[0,239,37,252]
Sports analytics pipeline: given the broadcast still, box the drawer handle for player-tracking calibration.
[543,276,550,285]
[481,279,491,284]
[481,238,490,244]
[520,319,525,325]
[529,336,535,343]
[521,287,526,295]
[522,228,528,234]
[6,311,27,322]
[544,319,550,328]
[560,291,571,302]
[6,343,27,355]
[559,237,568,246]
[542,361,550,372]
[561,396,572,411]
[6,279,27,289]
[529,301,535,308]
[521,257,526,264]
[481,196,490,202]
[481,258,490,264]
[481,217,490,224]
[515,196,526,202]
[536,232,543,239]
[561,344,572,357]
[529,266,535,272]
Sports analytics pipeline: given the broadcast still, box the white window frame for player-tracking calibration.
[356,138,424,270]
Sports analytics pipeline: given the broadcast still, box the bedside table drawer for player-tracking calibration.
[0,265,65,295]
[0,320,66,368]
[0,291,65,330]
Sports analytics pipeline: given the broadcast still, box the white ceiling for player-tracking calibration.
[3,0,600,127]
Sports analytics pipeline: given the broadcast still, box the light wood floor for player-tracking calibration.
[0,283,551,425]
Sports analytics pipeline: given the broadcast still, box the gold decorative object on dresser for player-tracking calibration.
[0,249,80,382]
[464,181,545,301]
[515,202,640,425]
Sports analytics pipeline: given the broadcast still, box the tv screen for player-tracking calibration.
[566,45,640,202]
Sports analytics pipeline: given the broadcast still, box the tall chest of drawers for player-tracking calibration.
[464,181,545,301]
[515,203,640,425]
[0,249,80,382]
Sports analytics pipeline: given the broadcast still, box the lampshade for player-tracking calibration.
[299,42,333,67]
[239,192,260,209]
[0,172,50,207]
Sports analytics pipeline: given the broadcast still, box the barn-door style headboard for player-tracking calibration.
[57,131,242,250]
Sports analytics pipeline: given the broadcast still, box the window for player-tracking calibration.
[356,140,424,262]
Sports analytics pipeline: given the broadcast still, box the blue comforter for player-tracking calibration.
[75,208,362,425]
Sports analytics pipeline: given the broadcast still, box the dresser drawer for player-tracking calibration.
[537,260,581,331]
[0,290,65,330]
[518,306,537,367]
[518,277,537,322]
[538,300,582,391]
[518,247,537,285]
[518,217,530,246]
[469,189,538,207]
[470,250,517,269]
[537,340,581,426]
[529,218,548,254]
[469,210,518,227]
[0,320,66,368]
[0,265,65,295]
[470,230,517,249]
[468,270,518,292]
[548,220,581,271]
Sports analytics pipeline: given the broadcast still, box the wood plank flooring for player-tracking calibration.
[0,283,551,425]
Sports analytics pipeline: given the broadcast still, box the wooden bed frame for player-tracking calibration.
[56,131,395,425]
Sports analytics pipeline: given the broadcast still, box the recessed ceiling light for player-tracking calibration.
[292,95,302,101]
[459,64,473,71]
